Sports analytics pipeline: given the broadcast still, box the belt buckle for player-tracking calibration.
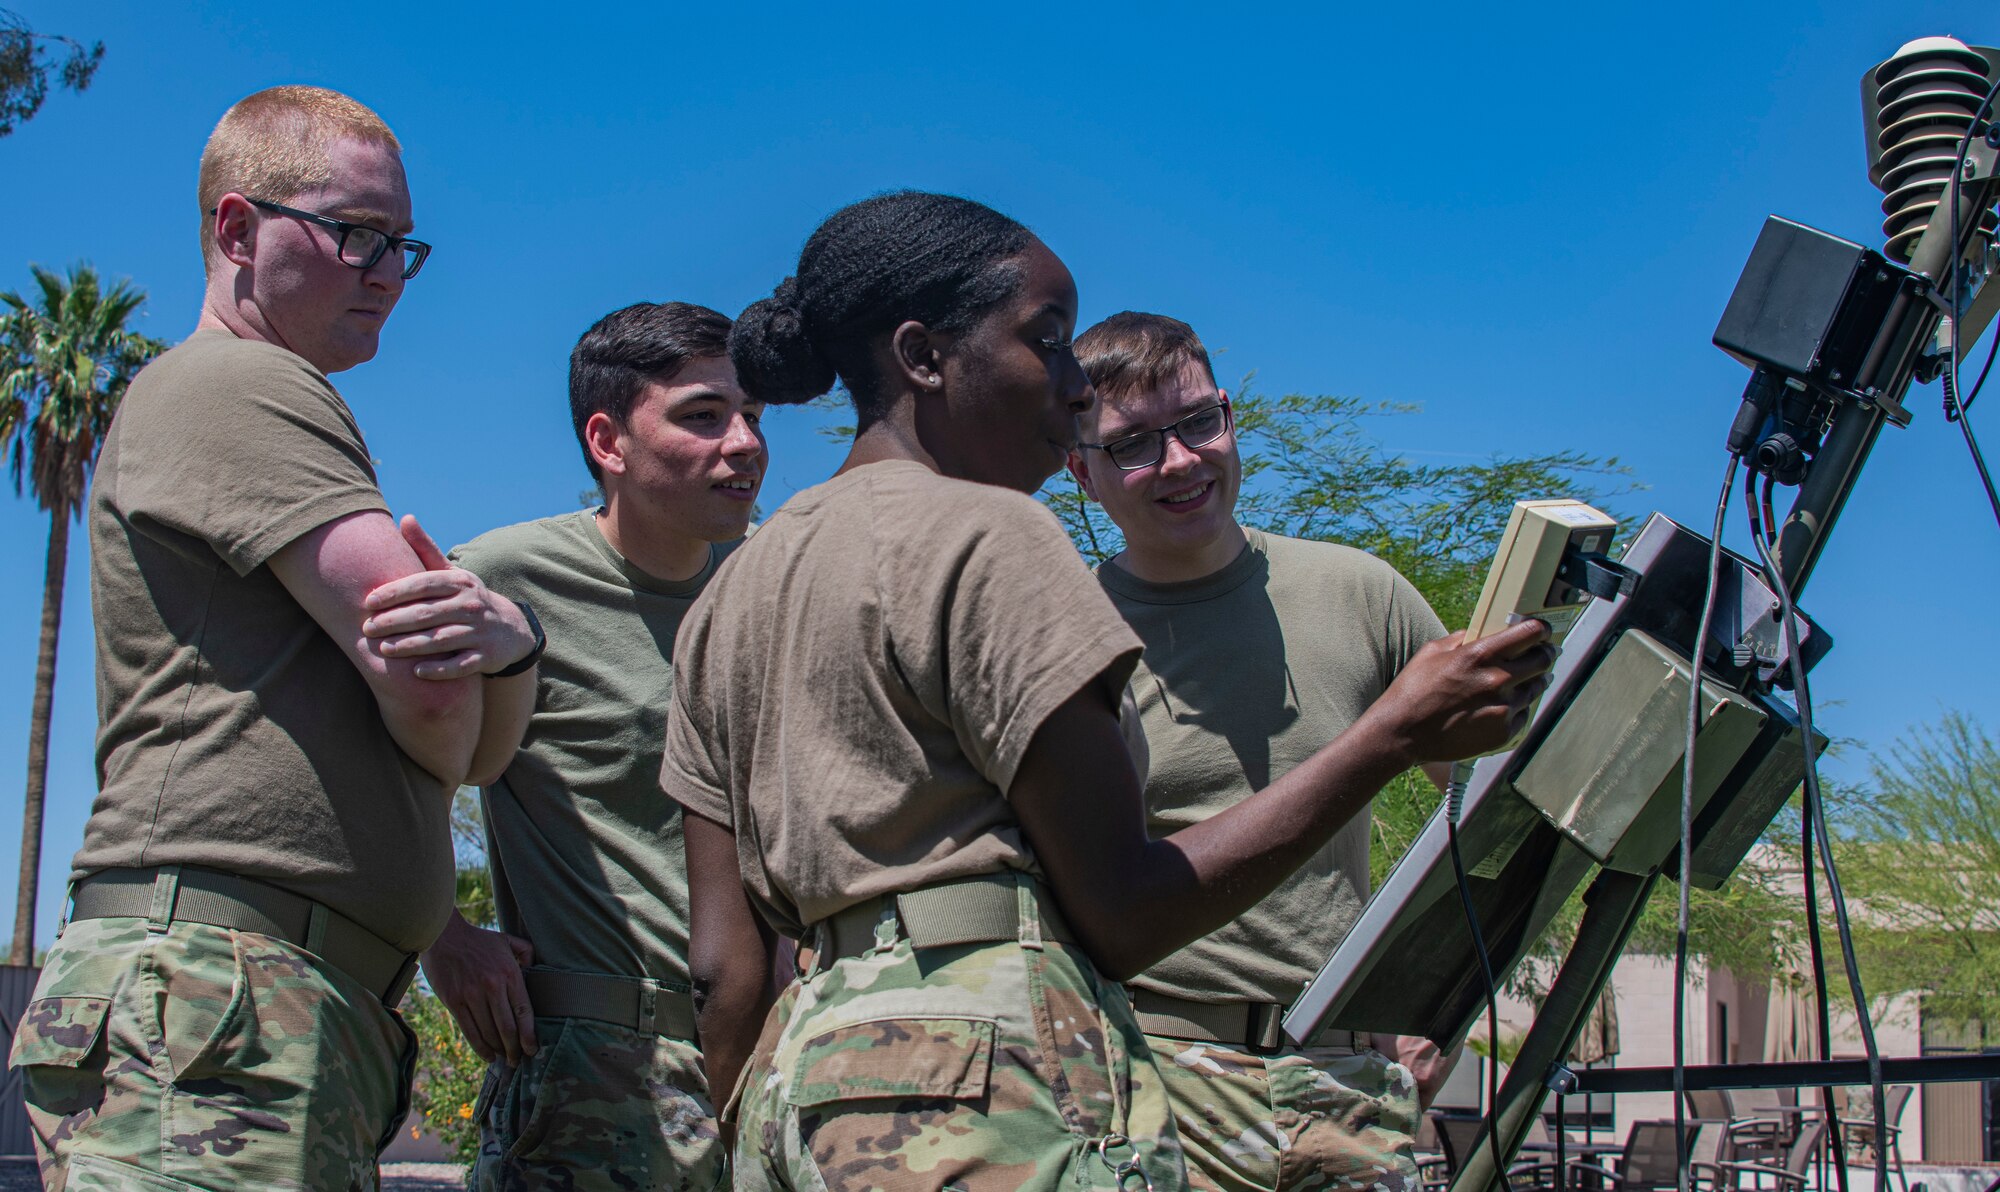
[1246,1003,1286,1056]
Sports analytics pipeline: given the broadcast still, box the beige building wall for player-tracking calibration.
[1479,956,1941,1161]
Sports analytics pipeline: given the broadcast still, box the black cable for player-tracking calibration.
[1965,314,1998,411]
[1673,456,1737,1192]
[1943,73,1997,418]
[1943,366,2000,528]
[1444,770,1513,1192]
[1752,476,1856,1192]
[1942,73,2000,523]
[1751,517,1884,1192]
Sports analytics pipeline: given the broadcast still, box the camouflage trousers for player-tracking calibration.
[1145,1035,1420,1192]
[732,909,1185,1191]
[10,916,414,1191]
[471,1015,724,1191]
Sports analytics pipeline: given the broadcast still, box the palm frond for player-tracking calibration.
[0,263,165,515]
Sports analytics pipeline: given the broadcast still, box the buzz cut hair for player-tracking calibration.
[197,85,401,268]
[1073,311,1219,404]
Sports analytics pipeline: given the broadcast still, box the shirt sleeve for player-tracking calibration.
[890,488,1142,794]
[116,345,386,575]
[1382,569,1448,683]
[659,599,734,826]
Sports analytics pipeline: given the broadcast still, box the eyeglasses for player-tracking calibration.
[248,199,433,279]
[1080,400,1232,471]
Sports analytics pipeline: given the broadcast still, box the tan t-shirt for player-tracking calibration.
[661,459,1142,939]
[1098,529,1445,1006]
[76,330,454,953]
[452,512,731,985]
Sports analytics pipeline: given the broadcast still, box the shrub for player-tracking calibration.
[404,987,486,1166]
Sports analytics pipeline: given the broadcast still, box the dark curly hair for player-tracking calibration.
[569,301,732,483]
[729,191,1035,426]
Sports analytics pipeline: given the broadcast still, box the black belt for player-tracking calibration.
[70,866,419,1006]
[522,969,697,1041]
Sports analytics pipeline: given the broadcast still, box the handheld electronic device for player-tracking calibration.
[1464,500,1627,646]
[1460,500,1633,756]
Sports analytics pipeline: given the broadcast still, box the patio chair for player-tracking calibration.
[1420,1112,1487,1191]
[1685,1089,1733,1121]
[1418,1111,1555,1191]
[1725,1086,1797,1165]
[1510,1119,1723,1192]
[1683,1088,1795,1167]
[1553,1120,1704,1192]
[1840,1084,1912,1192]
[1692,1118,1826,1192]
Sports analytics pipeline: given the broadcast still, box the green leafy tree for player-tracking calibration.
[0,10,102,138]
[1,263,163,965]
[1832,712,2000,1027]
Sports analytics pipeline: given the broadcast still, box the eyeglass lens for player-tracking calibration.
[335,227,426,278]
[1106,404,1229,469]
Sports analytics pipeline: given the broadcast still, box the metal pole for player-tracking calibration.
[1447,869,1657,1192]
[1772,403,1885,595]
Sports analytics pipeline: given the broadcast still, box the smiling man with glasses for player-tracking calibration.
[1068,311,1461,1192]
[9,86,539,1190]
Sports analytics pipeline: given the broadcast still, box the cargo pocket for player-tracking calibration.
[788,1017,996,1106]
[502,1019,574,1162]
[9,994,110,1072]
[64,1152,215,1191]
[785,1018,1000,1192]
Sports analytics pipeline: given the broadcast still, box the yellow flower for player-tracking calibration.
[459,1102,474,1119]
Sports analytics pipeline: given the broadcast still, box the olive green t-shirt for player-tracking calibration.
[662,460,1143,939]
[1098,529,1445,1007]
[451,512,730,985]
[77,330,454,953]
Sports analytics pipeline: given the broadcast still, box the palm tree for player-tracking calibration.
[0,263,162,965]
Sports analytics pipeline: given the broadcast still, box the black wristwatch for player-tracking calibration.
[489,600,545,678]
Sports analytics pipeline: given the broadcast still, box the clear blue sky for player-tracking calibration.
[1,2,1993,949]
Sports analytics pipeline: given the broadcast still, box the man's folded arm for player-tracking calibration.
[269,509,484,788]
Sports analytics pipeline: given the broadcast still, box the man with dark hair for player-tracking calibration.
[422,301,763,1190]
[1067,311,1451,1192]
[9,86,541,1189]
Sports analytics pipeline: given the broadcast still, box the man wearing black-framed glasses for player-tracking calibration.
[14,86,539,1190]
[1067,312,1506,1192]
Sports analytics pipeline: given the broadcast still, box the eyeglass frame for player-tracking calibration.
[1078,398,1234,471]
[236,198,433,279]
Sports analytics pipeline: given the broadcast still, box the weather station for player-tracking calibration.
[1283,34,2000,1192]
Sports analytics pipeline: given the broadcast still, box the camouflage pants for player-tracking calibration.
[733,909,1184,1191]
[471,1016,724,1191]
[10,916,414,1191]
[1145,1035,1419,1192]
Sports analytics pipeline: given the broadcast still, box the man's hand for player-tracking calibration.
[420,911,538,1066]
[362,515,536,680]
[1360,618,1558,767]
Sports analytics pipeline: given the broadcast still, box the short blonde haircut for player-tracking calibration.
[197,85,401,267]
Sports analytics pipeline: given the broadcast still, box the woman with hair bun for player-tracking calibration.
[662,191,1553,1190]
